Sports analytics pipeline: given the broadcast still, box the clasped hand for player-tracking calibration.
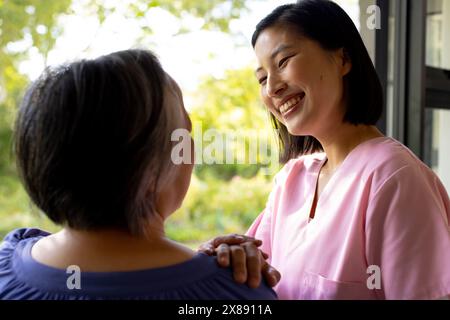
[198,234,281,288]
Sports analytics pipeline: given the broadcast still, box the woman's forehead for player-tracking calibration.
[256,23,305,44]
[255,27,307,56]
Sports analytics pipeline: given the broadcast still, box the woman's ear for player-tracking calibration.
[340,48,352,76]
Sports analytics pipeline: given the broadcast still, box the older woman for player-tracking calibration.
[203,0,450,300]
[0,49,276,300]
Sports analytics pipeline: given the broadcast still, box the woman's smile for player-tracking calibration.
[279,92,306,119]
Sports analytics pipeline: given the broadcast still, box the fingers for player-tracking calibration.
[230,245,246,284]
[261,251,269,260]
[197,239,216,255]
[241,242,262,288]
[262,261,281,288]
[216,243,231,267]
[212,234,262,248]
[198,234,270,288]
[198,234,263,256]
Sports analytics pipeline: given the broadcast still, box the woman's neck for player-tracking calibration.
[59,213,168,247]
[61,226,165,248]
[315,124,384,171]
[31,217,195,272]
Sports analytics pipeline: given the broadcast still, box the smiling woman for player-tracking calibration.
[202,0,450,300]
[252,1,382,163]
[255,30,352,137]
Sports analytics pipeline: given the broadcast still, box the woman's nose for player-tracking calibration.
[266,75,287,97]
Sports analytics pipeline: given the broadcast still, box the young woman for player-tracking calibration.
[0,49,276,300]
[202,0,450,300]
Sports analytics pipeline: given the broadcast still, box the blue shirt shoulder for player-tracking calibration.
[0,228,277,300]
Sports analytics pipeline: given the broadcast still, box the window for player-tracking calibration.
[424,0,450,192]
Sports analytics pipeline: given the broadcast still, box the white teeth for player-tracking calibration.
[280,95,303,114]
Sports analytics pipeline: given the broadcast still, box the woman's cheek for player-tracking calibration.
[269,107,285,124]
[261,89,285,124]
[275,113,285,124]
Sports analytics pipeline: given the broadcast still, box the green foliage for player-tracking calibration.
[190,67,277,181]
[73,0,247,35]
[0,0,72,104]
[0,0,71,54]
[127,0,247,32]
[0,175,59,239]
[191,68,265,131]
[166,172,273,245]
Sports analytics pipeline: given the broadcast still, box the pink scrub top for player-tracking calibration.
[247,136,450,300]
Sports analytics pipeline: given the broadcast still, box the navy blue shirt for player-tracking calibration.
[0,228,277,300]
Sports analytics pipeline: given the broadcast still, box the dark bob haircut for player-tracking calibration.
[252,0,383,163]
[14,49,176,236]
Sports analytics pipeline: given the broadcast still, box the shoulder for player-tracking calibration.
[353,137,443,193]
[0,240,276,300]
[1,228,50,254]
[274,152,325,185]
[79,254,278,300]
[181,254,277,300]
[360,138,449,222]
[358,137,420,169]
[0,228,51,299]
[0,228,49,264]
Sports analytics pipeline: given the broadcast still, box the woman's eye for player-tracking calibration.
[258,76,267,85]
[278,55,293,68]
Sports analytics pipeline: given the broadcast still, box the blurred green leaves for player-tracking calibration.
[166,172,273,246]
[190,67,277,181]
[127,0,247,32]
